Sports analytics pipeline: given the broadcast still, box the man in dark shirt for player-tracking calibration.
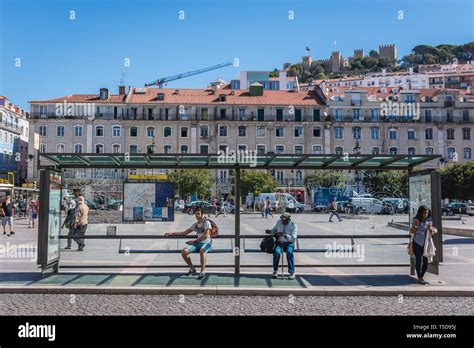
[2,195,15,236]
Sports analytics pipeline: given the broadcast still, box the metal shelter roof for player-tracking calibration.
[38,153,440,170]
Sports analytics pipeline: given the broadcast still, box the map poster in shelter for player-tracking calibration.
[123,182,174,222]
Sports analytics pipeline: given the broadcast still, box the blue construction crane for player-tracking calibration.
[145,61,234,88]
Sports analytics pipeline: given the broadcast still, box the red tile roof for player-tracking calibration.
[31,85,325,106]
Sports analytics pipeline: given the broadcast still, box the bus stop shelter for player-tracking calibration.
[36,153,442,276]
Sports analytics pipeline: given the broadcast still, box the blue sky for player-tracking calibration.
[1,0,473,109]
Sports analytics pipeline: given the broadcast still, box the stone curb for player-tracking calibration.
[0,286,472,297]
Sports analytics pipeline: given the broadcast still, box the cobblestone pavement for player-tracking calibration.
[0,294,473,316]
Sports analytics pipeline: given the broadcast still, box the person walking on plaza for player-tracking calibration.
[27,197,38,228]
[2,195,15,236]
[164,207,214,280]
[269,212,298,279]
[266,197,274,218]
[62,197,77,249]
[328,197,342,222]
[410,205,434,285]
[260,199,265,218]
[73,196,89,251]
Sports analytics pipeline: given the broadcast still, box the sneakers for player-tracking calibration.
[10,231,15,235]
[197,272,206,280]
[64,246,71,250]
[77,248,84,252]
[289,273,296,280]
[187,267,196,275]
[417,278,427,285]
[272,271,278,279]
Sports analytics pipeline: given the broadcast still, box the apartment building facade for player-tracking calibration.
[28,83,473,203]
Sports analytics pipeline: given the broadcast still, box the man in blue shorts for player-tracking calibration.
[165,207,213,279]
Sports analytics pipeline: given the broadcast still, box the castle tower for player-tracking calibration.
[302,56,313,70]
[331,51,341,72]
[354,49,364,58]
[378,44,398,62]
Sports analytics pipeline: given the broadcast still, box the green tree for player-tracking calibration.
[238,170,277,196]
[440,162,474,200]
[269,68,279,78]
[369,50,379,58]
[168,169,213,198]
[305,170,345,193]
[362,170,408,198]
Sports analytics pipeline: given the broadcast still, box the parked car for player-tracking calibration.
[216,201,244,214]
[182,201,215,215]
[257,193,304,213]
[337,201,367,215]
[441,206,454,216]
[381,198,406,214]
[349,197,384,214]
[467,204,474,216]
[448,202,469,214]
[107,199,123,210]
[85,198,99,210]
[312,203,328,213]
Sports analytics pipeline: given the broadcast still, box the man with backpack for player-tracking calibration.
[164,207,217,279]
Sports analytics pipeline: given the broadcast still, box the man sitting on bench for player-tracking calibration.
[164,207,212,280]
[270,212,298,279]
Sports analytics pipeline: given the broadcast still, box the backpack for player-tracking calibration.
[195,218,219,238]
[260,235,275,254]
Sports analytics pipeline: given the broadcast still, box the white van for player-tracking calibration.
[257,193,304,213]
[350,197,383,214]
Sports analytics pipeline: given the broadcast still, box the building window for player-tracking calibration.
[74,144,83,153]
[200,126,209,138]
[200,144,209,154]
[219,126,227,137]
[334,127,344,139]
[463,128,471,140]
[95,144,104,154]
[313,109,320,121]
[164,127,172,137]
[238,126,247,137]
[312,126,321,137]
[164,145,172,154]
[425,147,434,155]
[424,110,432,122]
[181,127,188,137]
[425,128,433,140]
[353,109,361,121]
[464,148,472,160]
[256,126,266,137]
[276,126,285,137]
[352,127,361,139]
[57,144,65,153]
[389,147,398,155]
[335,147,344,155]
[40,144,47,153]
[371,109,379,122]
[407,129,416,140]
[74,125,83,137]
[112,144,120,153]
[276,145,285,154]
[371,127,380,140]
[95,126,104,137]
[389,128,397,140]
[57,126,65,137]
[371,147,380,155]
[130,127,138,137]
[447,147,456,160]
[180,145,188,154]
[335,109,342,121]
[407,147,416,155]
[312,145,322,154]
[219,144,228,153]
[294,145,303,154]
[112,126,121,137]
[294,126,303,138]
[147,127,155,138]
[201,108,209,120]
[39,126,47,136]
[276,109,283,122]
[238,145,247,152]
[256,145,266,155]
[447,128,455,140]
[129,145,138,154]
[238,109,245,121]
